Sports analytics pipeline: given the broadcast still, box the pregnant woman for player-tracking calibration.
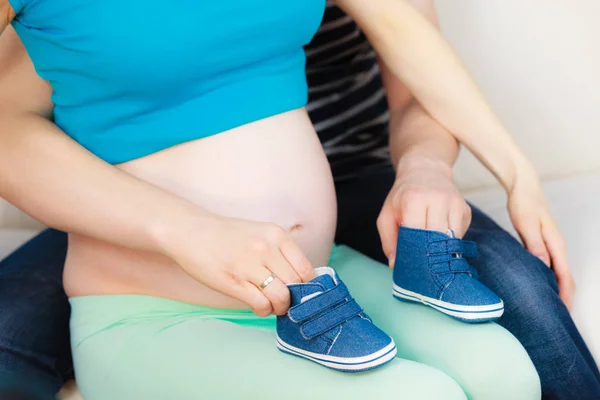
[1,0,541,398]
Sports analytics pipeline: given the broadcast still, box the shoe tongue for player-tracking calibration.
[288,267,337,305]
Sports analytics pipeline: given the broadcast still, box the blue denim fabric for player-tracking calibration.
[335,167,600,399]
[465,206,600,400]
[277,267,395,371]
[392,227,504,322]
[0,229,71,400]
[394,228,452,299]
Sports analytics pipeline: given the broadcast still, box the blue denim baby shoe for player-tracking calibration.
[277,267,396,372]
[393,227,504,323]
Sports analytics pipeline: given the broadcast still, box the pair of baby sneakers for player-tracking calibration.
[276,227,503,373]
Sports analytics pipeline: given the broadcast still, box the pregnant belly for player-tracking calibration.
[63,109,337,308]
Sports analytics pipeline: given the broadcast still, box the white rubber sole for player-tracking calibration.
[276,335,397,372]
[393,284,504,322]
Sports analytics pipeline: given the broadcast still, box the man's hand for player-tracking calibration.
[508,164,576,309]
[377,153,471,268]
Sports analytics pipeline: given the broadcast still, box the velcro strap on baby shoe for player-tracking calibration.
[428,239,478,258]
[431,257,478,277]
[300,299,362,340]
[288,282,350,323]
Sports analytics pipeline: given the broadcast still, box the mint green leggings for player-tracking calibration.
[70,245,541,400]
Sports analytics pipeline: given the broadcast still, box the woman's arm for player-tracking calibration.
[0,28,314,315]
[0,7,210,255]
[339,0,575,307]
[0,28,205,256]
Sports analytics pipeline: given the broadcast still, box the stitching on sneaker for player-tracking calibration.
[357,313,371,323]
[327,325,343,355]
[438,274,455,301]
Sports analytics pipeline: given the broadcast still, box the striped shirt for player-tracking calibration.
[305,2,391,181]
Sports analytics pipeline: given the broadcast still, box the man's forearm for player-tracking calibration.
[345,0,457,175]
[389,101,459,176]
[375,0,459,178]
[0,112,213,255]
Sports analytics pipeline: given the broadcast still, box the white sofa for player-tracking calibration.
[1,1,598,398]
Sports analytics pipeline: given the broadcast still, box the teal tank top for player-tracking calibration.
[9,0,326,163]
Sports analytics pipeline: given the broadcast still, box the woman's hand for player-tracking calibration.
[162,212,315,317]
[377,154,471,267]
[507,165,576,310]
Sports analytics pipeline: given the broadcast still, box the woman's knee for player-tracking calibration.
[455,324,541,400]
[382,359,467,400]
[413,366,467,400]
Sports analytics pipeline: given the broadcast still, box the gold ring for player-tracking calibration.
[260,272,276,290]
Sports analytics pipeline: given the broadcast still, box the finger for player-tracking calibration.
[280,238,315,282]
[514,216,551,267]
[195,269,274,317]
[398,194,427,230]
[377,200,400,268]
[262,278,291,316]
[558,276,575,311]
[542,221,575,310]
[463,203,472,236]
[224,279,273,317]
[447,201,465,238]
[264,248,301,284]
[426,201,449,234]
[252,269,291,316]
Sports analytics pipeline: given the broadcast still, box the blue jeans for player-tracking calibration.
[0,230,71,399]
[1,167,599,399]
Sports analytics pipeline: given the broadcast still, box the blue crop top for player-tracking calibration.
[9,0,326,163]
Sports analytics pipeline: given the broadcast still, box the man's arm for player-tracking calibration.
[378,0,458,170]
[374,0,467,261]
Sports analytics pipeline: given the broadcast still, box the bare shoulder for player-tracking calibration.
[1,0,17,31]
[0,24,53,118]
